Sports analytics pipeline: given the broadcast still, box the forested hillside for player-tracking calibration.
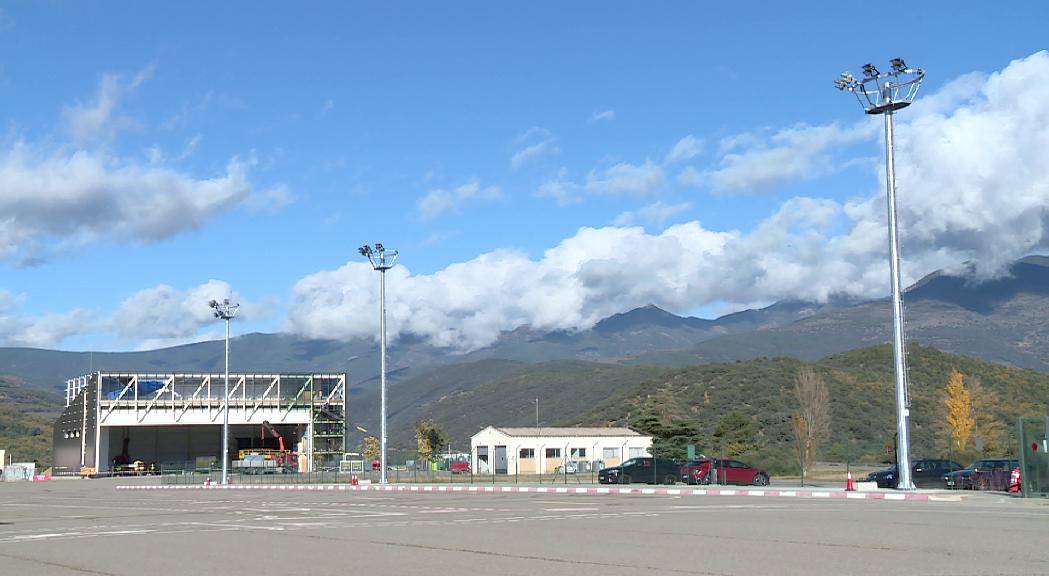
[580,345,1049,472]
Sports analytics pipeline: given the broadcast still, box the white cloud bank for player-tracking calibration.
[287,51,1049,352]
[0,71,275,264]
[0,146,251,261]
[0,280,273,350]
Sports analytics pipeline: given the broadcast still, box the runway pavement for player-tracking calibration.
[1,478,1048,575]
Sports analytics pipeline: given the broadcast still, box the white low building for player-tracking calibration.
[470,426,652,475]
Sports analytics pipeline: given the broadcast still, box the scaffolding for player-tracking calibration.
[57,372,346,474]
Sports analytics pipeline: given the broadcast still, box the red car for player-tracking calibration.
[680,458,769,486]
[450,461,471,474]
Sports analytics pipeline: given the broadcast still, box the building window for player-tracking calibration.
[570,448,586,459]
[629,447,646,458]
[603,447,620,460]
[545,448,561,458]
[519,448,534,459]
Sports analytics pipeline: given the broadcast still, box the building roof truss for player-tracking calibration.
[246,376,281,421]
[281,376,313,420]
[101,376,137,423]
[178,376,212,421]
[137,375,177,423]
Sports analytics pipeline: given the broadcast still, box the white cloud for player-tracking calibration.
[285,51,1049,351]
[0,280,276,350]
[62,66,155,145]
[535,168,581,206]
[245,184,294,211]
[417,179,502,220]
[0,289,96,348]
[585,160,664,196]
[677,166,702,187]
[108,280,275,349]
[510,127,558,169]
[664,135,702,164]
[612,201,692,227]
[590,109,616,123]
[0,72,266,263]
[0,144,252,261]
[176,134,202,161]
[703,121,877,193]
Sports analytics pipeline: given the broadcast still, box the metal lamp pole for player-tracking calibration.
[360,243,398,484]
[835,58,925,490]
[209,298,239,485]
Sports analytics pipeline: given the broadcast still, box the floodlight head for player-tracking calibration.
[837,58,924,115]
[358,245,371,256]
[375,243,384,252]
[209,299,218,308]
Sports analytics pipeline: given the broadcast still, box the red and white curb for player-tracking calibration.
[114,484,955,502]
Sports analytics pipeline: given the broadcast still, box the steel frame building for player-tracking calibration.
[53,372,346,476]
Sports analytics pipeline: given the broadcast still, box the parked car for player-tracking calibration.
[866,459,963,488]
[679,458,769,486]
[598,457,681,485]
[450,461,471,474]
[943,459,1018,490]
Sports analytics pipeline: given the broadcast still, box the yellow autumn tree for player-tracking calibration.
[944,369,975,451]
[969,377,1007,455]
[360,435,380,462]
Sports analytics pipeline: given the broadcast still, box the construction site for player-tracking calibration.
[52,372,346,477]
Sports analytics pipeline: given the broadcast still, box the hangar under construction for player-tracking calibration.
[53,372,346,476]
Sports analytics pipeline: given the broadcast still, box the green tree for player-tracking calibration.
[415,420,449,463]
[630,408,703,460]
[713,411,759,457]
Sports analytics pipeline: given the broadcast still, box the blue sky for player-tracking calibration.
[1,2,1048,352]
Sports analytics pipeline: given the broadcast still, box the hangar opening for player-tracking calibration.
[53,372,346,476]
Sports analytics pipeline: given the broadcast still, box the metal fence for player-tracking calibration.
[1018,417,1049,498]
[158,466,610,486]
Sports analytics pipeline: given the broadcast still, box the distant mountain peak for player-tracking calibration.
[593,305,706,333]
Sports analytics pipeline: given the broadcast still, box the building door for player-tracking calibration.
[495,445,508,474]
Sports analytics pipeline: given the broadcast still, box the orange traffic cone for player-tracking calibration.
[351,474,359,486]
[846,470,855,491]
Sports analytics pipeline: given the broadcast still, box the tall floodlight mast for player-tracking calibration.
[359,243,398,485]
[209,298,240,485]
[835,58,924,490]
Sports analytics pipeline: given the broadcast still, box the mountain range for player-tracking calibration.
[3,256,1049,458]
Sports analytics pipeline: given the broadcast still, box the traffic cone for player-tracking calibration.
[204,477,212,486]
[351,474,359,486]
[1008,468,1021,493]
[846,470,855,491]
